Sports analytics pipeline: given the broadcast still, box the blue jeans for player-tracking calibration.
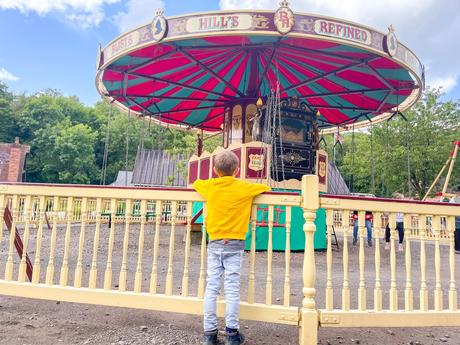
[353,220,372,242]
[203,240,244,332]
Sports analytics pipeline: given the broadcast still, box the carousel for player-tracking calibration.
[95,1,424,250]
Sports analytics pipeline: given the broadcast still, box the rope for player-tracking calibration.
[271,90,279,183]
[139,111,145,151]
[125,109,131,186]
[276,82,286,182]
[260,90,274,185]
[148,114,154,149]
[158,112,163,150]
[370,120,375,194]
[350,122,355,193]
[384,118,390,195]
[100,102,112,185]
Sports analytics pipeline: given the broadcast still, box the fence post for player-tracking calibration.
[299,175,319,345]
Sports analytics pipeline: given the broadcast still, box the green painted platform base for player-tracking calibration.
[244,206,326,251]
[191,193,326,251]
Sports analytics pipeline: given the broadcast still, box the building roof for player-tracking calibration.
[129,148,350,193]
[111,170,133,186]
[131,148,189,187]
[327,162,350,195]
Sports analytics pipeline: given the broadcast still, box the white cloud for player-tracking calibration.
[0,67,19,81]
[220,0,460,96]
[428,75,458,93]
[0,0,120,28]
[112,0,164,33]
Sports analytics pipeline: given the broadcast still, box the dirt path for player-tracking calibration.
[1,295,459,345]
[0,224,459,344]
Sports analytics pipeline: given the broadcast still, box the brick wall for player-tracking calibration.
[0,140,30,182]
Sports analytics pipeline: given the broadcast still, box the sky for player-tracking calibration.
[0,0,459,106]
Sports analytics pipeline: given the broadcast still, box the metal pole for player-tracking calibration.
[423,157,451,201]
[440,142,459,200]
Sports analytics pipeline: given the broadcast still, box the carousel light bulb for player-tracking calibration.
[256,97,263,108]
[316,110,321,117]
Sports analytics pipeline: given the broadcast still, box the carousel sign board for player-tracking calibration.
[99,10,424,84]
[248,153,264,171]
[314,19,371,45]
[186,14,253,33]
[105,9,167,61]
[316,149,328,193]
[105,31,141,61]
[246,147,266,178]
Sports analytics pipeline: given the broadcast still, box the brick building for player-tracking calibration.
[0,138,30,182]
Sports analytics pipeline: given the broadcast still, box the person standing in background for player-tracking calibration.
[385,212,404,251]
[352,211,373,247]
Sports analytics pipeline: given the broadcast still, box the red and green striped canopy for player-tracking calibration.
[98,13,422,132]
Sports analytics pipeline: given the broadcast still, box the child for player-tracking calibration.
[193,149,270,345]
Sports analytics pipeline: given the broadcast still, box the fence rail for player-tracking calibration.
[0,183,302,328]
[1,178,460,344]
[320,194,460,329]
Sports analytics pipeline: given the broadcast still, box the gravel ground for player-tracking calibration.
[0,222,459,344]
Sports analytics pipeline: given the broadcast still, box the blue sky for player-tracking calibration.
[0,0,459,105]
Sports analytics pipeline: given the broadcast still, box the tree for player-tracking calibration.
[0,82,19,143]
[335,89,460,198]
[29,121,98,184]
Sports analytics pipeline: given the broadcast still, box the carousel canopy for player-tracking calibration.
[96,7,424,132]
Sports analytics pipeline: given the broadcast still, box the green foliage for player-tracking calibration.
[0,83,458,197]
[203,134,223,153]
[0,82,18,143]
[29,122,98,184]
[0,83,199,185]
[332,89,460,198]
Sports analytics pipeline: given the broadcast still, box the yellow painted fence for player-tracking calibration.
[0,176,460,344]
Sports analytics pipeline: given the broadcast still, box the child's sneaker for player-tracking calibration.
[385,242,390,250]
[225,330,245,345]
[398,243,404,252]
[203,330,218,345]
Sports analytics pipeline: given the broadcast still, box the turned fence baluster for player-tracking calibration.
[118,199,132,292]
[17,196,32,283]
[59,197,74,286]
[181,201,193,297]
[45,196,59,285]
[266,205,274,305]
[32,196,46,283]
[149,200,162,294]
[198,204,208,299]
[89,198,103,289]
[165,201,178,296]
[103,199,117,290]
[284,206,292,307]
[134,200,147,293]
[248,205,257,304]
[325,209,333,310]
